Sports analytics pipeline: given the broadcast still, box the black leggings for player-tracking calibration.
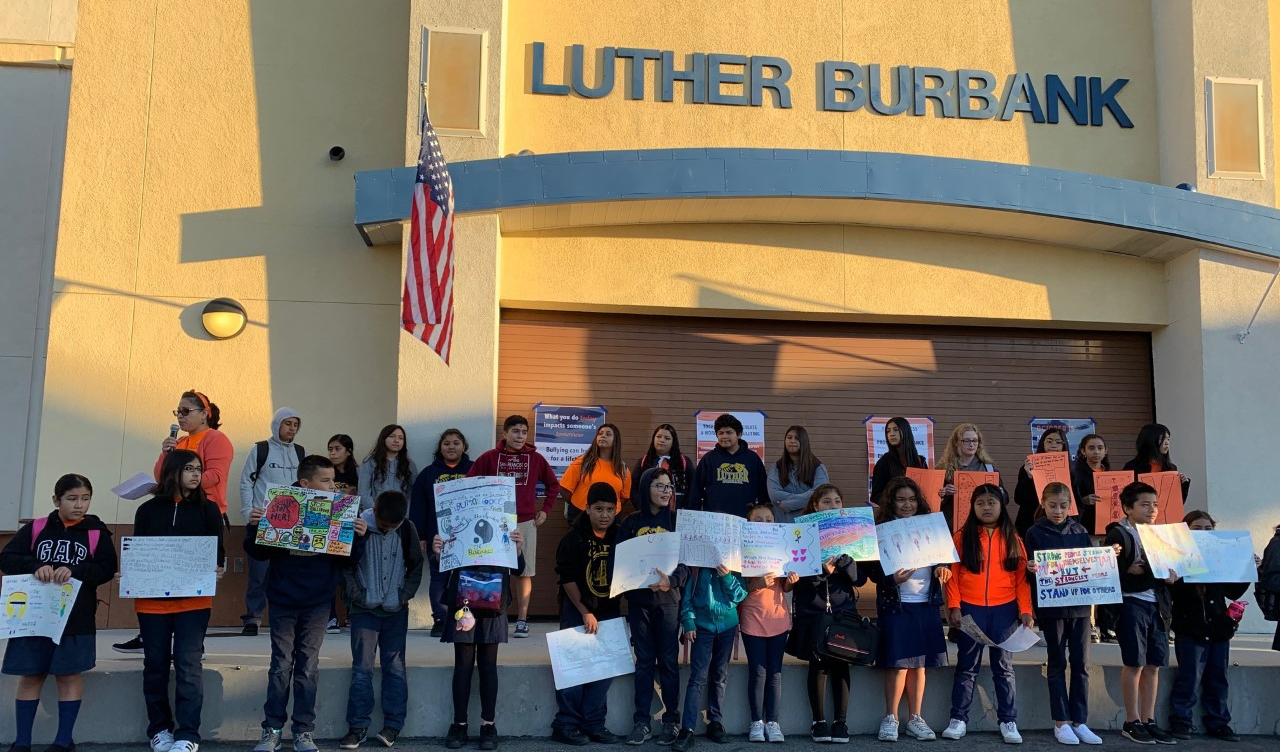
[807,659,850,723]
[453,643,499,724]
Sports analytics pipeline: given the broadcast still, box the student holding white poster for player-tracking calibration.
[1,474,117,752]
[739,502,798,743]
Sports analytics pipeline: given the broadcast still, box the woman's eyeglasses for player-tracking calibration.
[173,407,205,418]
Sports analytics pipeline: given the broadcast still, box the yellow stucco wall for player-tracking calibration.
[502,0,1159,181]
[499,224,1167,328]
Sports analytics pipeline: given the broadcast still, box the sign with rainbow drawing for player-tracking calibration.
[1,575,81,644]
[796,507,879,561]
[256,486,360,556]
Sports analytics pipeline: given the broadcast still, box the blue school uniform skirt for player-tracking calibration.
[2,634,96,676]
[878,602,948,669]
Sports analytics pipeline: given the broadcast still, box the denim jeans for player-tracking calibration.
[627,603,681,725]
[950,601,1018,724]
[553,602,613,734]
[1171,636,1232,730]
[1041,616,1090,724]
[742,632,787,723]
[264,602,329,734]
[428,554,450,623]
[138,609,210,743]
[242,554,269,626]
[346,609,409,730]
[681,627,736,732]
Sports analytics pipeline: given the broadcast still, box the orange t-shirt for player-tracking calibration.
[153,428,234,513]
[561,456,632,512]
[134,500,215,614]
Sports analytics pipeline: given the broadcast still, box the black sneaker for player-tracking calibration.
[444,724,467,750]
[1121,721,1154,745]
[1206,726,1239,743]
[1168,720,1193,741]
[112,635,145,653]
[44,745,74,752]
[830,722,850,744]
[551,728,590,747]
[430,622,444,638]
[811,722,831,743]
[339,729,367,750]
[657,723,679,746]
[671,730,694,752]
[705,722,726,744]
[11,745,33,752]
[375,728,399,748]
[1144,720,1175,745]
[627,723,653,745]
[479,724,497,751]
[588,729,623,745]
[242,624,259,637]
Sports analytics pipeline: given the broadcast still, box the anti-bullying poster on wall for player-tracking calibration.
[864,417,935,500]
[1029,417,1096,454]
[695,410,766,460]
[533,403,608,474]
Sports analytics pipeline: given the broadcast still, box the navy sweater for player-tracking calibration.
[408,454,473,550]
[690,443,768,517]
[613,468,690,607]
[1022,516,1094,619]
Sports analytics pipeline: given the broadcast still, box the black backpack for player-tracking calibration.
[249,440,305,483]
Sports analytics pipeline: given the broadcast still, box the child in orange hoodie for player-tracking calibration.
[940,484,1031,745]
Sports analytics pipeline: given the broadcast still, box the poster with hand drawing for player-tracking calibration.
[434,476,519,572]
[1034,547,1122,608]
[875,513,958,572]
[1184,530,1257,583]
[796,508,879,561]
[677,510,743,570]
[610,532,682,597]
[1,575,81,644]
[547,617,635,689]
[255,486,359,556]
[119,536,218,598]
[741,521,820,577]
[1136,522,1208,579]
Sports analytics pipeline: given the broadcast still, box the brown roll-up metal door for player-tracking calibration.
[497,310,1154,618]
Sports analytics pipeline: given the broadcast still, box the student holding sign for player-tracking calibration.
[936,423,1001,529]
[1021,484,1104,746]
[1070,434,1110,536]
[1013,428,1069,538]
[675,559,748,749]
[740,502,798,743]
[1,474,117,752]
[1121,424,1191,514]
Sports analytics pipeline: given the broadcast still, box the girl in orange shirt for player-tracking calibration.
[559,423,631,524]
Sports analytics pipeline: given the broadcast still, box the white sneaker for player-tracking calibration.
[1000,722,1022,744]
[1071,725,1103,745]
[151,731,176,752]
[941,720,966,740]
[878,715,899,742]
[255,728,283,752]
[905,716,936,741]
[749,721,766,743]
[1054,725,1080,745]
[171,741,199,752]
[765,722,784,743]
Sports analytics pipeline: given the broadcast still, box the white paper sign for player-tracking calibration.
[875,513,958,572]
[741,521,821,577]
[119,536,218,598]
[1136,523,1208,579]
[434,476,519,572]
[1185,530,1258,583]
[111,472,157,501]
[1034,547,1122,608]
[0,575,81,644]
[957,614,1042,652]
[547,617,636,689]
[610,532,682,597]
[678,510,744,570]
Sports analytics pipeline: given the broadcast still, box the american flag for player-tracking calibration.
[402,112,455,363]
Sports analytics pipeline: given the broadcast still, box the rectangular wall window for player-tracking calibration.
[1206,77,1265,179]
[420,27,487,137]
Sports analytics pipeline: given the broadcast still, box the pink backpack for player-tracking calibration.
[30,517,101,557]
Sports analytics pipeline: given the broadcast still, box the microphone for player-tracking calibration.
[165,424,179,452]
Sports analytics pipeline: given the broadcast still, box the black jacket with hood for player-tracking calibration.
[0,512,117,636]
[614,467,690,608]
[1170,579,1248,642]
[1104,519,1171,624]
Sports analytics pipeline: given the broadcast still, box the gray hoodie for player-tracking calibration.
[238,407,303,519]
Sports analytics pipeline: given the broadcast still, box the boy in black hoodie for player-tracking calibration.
[690,414,768,517]
[551,483,623,746]
[1,473,117,752]
[245,456,368,752]
[615,468,690,746]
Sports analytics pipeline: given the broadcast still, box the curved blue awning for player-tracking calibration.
[353,148,1280,261]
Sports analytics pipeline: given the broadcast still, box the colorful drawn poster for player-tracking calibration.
[741,521,821,577]
[905,468,946,509]
[434,476,519,572]
[1029,417,1096,455]
[875,513,958,572]
[695,410,765,460]
[1185,531,1258,584]
[256,486,359,556]
[533,404,607,474]
[1092,470,1135,535]
[677,510,744,570]
[953,471,1000,532]
[1137,523,1208,579]
[547,617,635,690]
[1027,452,1077,515]
[957,614,1042,652]
[796,508,879,561]
[1034,547,1122,608]
[864,417,934,501]
[1138,471,1185,525]
[610,532,682,597]
[0,575,81,644]
[119,536,218,598]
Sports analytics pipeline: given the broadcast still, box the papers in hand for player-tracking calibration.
[610,532,680,597]
[111,472,157,500]
[546,617,635,689]
[956,614,1042,653]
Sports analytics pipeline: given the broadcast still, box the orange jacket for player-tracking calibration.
[944,527,1032,613]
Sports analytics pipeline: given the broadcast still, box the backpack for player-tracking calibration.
[249,440,306,484]
[30,517,101,557]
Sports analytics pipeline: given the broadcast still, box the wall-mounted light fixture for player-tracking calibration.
[201,298,247,339]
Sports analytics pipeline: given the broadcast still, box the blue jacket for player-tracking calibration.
[680,567,747,634]
[1022,516,1094,619]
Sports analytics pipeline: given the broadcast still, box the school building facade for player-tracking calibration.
[4,0,1280,626]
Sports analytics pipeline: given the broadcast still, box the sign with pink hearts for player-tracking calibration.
[741,521,820,577]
